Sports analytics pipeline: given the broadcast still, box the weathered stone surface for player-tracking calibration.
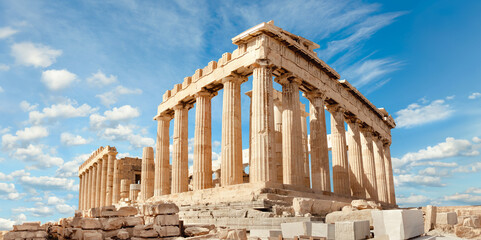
[12,221,43,231]
[455,225,481,239]
[152,203,179,215]
[250,229,282,239]
[326,209,376,226]
[293,198,350,216]
[373,209,424,240]
[436,212,457,225]
[335,220,370,240]
[80,218,102,230]
[124,216,144,227]
[281,222,312,238]
[311,222,335,240]
[102,217,124,230]
[117,229,130,239]
[144,216,154,225]
[247,209,273,218]
[184,226,210,237]
[83,230,103,239]
[4,230,47,240]
[117,206,138,216]
[155,225,180,237]
[154,214,179,226]
[103,229,120,238]
[424,205,437,233]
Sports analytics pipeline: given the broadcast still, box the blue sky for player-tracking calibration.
[0,0,480,229]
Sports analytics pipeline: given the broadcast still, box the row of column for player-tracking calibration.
[152,64,395,205]
[78,151,118,210]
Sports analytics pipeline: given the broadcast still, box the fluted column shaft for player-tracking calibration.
[141,147,155,200]
[301,110,310,188]
[221,77,243,186]
[194,91,214,190]
[250,64,275,183]
[329,105,350,196]
[373,136,388,202]
[172,104,189,193]
[347,119,366,198]
[360,128,378,201]
[280,77,303,185]
[100,155,108,206]
[91,165,97,208]
[112,158,120,204]
[383,143,396,205]
[106,152,116,205]
[95,159,102,207]
[273,99,283,184]
[306,93,330,192]
[79,173,83,210]
[155,116,171,196]
[87,168,92,209]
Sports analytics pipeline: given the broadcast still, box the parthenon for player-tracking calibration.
[78,20,397,225]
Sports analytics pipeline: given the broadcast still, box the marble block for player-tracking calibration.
[334,220,370,240]
[373,209,424,240]
[311,222,335,240]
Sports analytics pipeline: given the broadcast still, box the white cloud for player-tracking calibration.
[19,174,76,191]
[453,162,481,173]
[12,206,53,217]
[102,124,154,148]
[89,105,140,129]
[0,64,9,71]
[418,167,449,177]
[396,194,429,206]
[14,144,64,169]
[11,42,62,68]
[395,98,454,128]
[444,193,481,204]
[392,137,479,168]
[0,183,16,193]
[96,85,142,106]
[60,132,91,146]
[473,137,481,143]
[29,100,96,124]
[466,187,481,194]
[41,69,78,90]
[0,183,24,200]
[0,26,18,39]
[55,204,76,215]
[0,217,15,230]
[1,126,49,150]
[56,153,89,178]
[87,70,117,86]
[344,58,401,88]
[411,161,458,167]
[19,101,38,112]
[468,92,481,100]
[394,174,445,187]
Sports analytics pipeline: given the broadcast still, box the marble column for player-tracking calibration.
[172,103,189,193]
[301,109,310,188]
[100,154,108,206]
[373,135,388,203]
[106,151,117,205]
[273,98,283,184]
[154,115,172,196]
[221,77,243,186]
[112,158,121,204]
[95,159,102,207]
[383,142,396,205]
[346,118,366,198]
[306,92,331,192]
[280,76,303,186]
[328,105,350,196]
[87,168,92,209]
[91,164,97,208]
[193,91,214,190]
[360,127,378,201]
[141,147,155,200]
[120,179,129,199]
[79,173,83,210]
[250,64,275,183]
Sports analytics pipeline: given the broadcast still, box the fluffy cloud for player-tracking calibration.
[19,174,76,191]
[11,42,62,68]
[29,101,96,124]
[466,187,481,194]
[102,124,154,148]
[453,162,481,173]
[0,64,9,71]
[392,137,479,168]
[396,194,429,206]
[1,126,49,150]
[12,206,53,217]
[0,26,18,39]
[56,154,90,178]
[444,193,481,204]
[13,144,64,169]
[96,85,142,106]
[60,132,91,146]
[0,214,26,231]
[0,183,24,200]
[90,105,140,129]
[20,101,38,112]
[87,70,117,86]
[468,92,481,100]
[41,69,78,90]
[46,196,75,214]
[411,161,458,167]
[395,98,454,128]
[394,174,445,187]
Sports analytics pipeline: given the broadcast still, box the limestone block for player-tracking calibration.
[372,210,424,240]
[89,207,102,218]
[102,217,124,230]
[154,214,179,226]
[247,209,273,218]
[83,230,103,240]
[151,203,179,215]
[144,216,154,225]
[436,212,458,225]
[326,209,376,226]
[12,221,43,231]
[133,224,155,237]
[155,225,181,237]
[71,216,83,228]
[281,221,312,238]
[455,225,481,239]
[311,222,335,240]
[184,226,210,237]
[424,205,437,233]
[102,229,120,239]
[117,229,130,239]
[117,206,138,217]
[351,200,370,210]
[124,216,144,227]
[212,209,247,218]
[293,198,350,216]
[334,220,370,240]
[80,218,102,230]
[250,229,282,239]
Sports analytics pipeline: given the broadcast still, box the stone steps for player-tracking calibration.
[183,216,323,230]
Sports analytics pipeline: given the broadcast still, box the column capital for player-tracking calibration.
[107,151,118,156]
[173,102,193,111]
[194,89,217,99]
[276,73,301,86]
[222,74,246,85]
[326,103,345,114]
[253,59,272,68]
[345,115,363,125]
[382,138,392,146]
[303,90,326,102]
[156,113,173,122]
